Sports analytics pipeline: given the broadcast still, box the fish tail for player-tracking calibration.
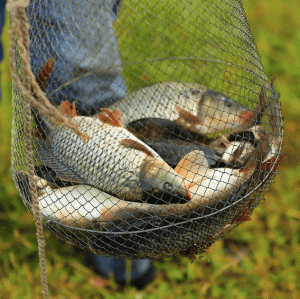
[35,57,56,93]
[58,100,77,118]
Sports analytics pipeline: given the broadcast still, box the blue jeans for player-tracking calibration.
[27,0,126,115]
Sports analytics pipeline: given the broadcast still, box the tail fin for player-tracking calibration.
[32,57,56,138]
[35,57,56,93]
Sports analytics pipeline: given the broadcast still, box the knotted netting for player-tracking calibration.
[10,0,283,260]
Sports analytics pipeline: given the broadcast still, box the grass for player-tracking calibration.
[1,0,300,298]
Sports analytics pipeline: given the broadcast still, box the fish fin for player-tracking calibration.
[175,105,202,125]
[253,87,272,125]
[261,153,284,173]
[31,57,57,134]
[120,139,155,158]
[175,150,209,177]
[36,57,56,93]
[58,100,77,118]
[235,215,252,223]
[36,140,83,183]
[97,114,110,124]
[112,109,123,123]
[99,108,123,127]
[230,208,252,224]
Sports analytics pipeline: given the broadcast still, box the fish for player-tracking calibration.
[101,82,256,136]
[16,132,264,230]
[174,134,267,207]
[14,167,252,229]
[35,101,189,201]
[219,124,266,167]
[126,117,220,167]
[14,171,146,226]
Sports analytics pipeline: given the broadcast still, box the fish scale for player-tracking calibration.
[38,116,158,200]
[37,116,187,201]
[104,82,252,136]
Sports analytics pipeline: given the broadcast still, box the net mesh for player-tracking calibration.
[11,0,283,259]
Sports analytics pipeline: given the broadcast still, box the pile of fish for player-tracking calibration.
[15,58,283,256]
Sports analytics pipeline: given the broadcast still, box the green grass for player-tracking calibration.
[1,0,300,298]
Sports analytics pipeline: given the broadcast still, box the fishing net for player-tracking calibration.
[10,0,283,260]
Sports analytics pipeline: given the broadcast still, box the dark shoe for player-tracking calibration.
[130,262,155,290]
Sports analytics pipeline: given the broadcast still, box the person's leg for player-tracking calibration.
[27,0,126,115]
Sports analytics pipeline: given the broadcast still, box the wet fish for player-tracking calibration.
[15,132,264,229]
[35,102,188,201]
[102,82,255,136]
[174,137,266,206]
[15,171,144,226]
[14,168,253,229]
[208,124,266,167]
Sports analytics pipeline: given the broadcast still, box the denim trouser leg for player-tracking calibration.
[27,0,126,115]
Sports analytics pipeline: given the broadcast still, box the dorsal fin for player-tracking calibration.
[58,100,77,117]
[112,109,122,122]
[98,108,123,127]
[120,139,155,157]
[36,57,56,92]
[230,208,252,224]
[175,105,202,125]
[175,150,209,177]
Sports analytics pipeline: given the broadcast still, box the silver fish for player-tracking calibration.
[102,82,255,136]
[35,106,188,201]
[15,170,250,228]
[174,143,263,206]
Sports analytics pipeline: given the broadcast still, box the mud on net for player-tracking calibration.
[11,0,283,259]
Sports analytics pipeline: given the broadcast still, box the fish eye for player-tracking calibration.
[225,99,233,107]
[163,182,173,192]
